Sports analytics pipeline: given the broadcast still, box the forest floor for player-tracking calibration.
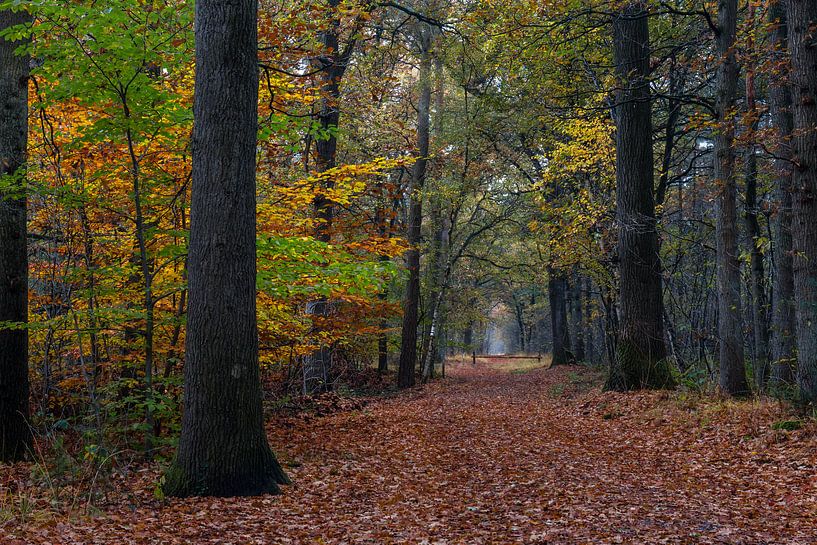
[3,358,817,544]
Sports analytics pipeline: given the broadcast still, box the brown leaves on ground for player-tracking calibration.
[3,360,817,544]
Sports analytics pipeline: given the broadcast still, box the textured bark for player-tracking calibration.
[743,46,769,391]
[768,0,796,390]
[714,0,749,396]
[421,55,448,383]
[303,0,353,394]
[0,7,31,462]
[548,269,572,366]
[398,38,432,389]
[787,0,817,404]
[606,2,672,391]
[164,0,288,497]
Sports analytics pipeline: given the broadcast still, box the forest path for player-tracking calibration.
[10,360,817,544]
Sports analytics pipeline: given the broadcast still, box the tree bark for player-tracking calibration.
[548,269,572,365]
[606,2,672,391]
[743,36,769,391]
[583,276,595,364]
[398,35,432,389]
[570,276,585,362]
[164,0,289,497]
[303,0,354,394]
[0,7,31,462]
[714,0,749,396]
[768,0,796,391]
[786,0,817,404]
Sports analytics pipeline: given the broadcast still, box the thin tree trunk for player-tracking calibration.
[714,0,749,396]
[398,35,433,389]
[303,0,355,394]
[165,0,288,497]
[743,55,769,391]
[768,0,796,390]
[0,7,31,462]
[122,103,155,455]
[607,1,671,390]
[786,0,817,404]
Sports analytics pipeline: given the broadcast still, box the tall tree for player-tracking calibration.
[786,0,817,403]
[768,0,796,391]
[164,0,288,496]
[570,276,585,363]
[548,269,572,366]
[743,5,769,390]
[398,30,433,389]
[606,1,672,390]
[713,0,749,396]
[302,0,357,395]
[0,6,31,462]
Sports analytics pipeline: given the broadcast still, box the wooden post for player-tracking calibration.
[472,351,476,366]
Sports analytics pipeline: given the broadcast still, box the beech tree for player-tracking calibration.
[164,0,288,496]
[0,6,31,462]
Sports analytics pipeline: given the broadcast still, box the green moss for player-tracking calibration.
[606,339,675,391]
[771,419,802,431]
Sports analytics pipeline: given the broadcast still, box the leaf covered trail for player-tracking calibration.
[7,360,817,544]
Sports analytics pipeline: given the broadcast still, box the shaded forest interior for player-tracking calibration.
[2,0,817,543]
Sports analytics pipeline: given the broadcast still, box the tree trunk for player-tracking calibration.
[768,0,796,390]
[583,276,595,364]
[0,7,31,462]
[714,0,749,396]
[548,269,572,365]
[303,0,353,395]
[398,36,433,389]
[463,322,473,354]
[607,2,672,391]
[570,276,585,362]
[164,0,289,497]
[787,0,817,404]
[743,39,769,391]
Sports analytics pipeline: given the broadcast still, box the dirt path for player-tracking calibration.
[6,361,817,544]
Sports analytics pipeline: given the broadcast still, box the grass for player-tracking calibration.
[480,355,552,374]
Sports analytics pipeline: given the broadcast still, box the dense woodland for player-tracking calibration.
[2,0,817,542]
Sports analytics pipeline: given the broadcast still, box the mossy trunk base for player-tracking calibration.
[606,339,675,391]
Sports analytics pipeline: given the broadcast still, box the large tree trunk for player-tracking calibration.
[606,2,672,391]
[787,0,817,404]
[768,0,796,390]
[548,269,572,365]
[714,0,749,396]
[398,37,432,389]
[164,0,288,497]
[0,7,31,462]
